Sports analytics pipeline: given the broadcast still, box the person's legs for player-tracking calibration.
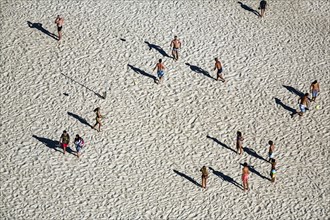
[175,51,179,60]
[62,143,67,154]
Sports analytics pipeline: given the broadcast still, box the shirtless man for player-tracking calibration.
[153,59,165,84]
[55,15,64,41]
[310,80,320,102]
[214,58,225,82]
[242,162,250,191]
[170,36,181,61]
[268,140,275,162]
[298,93,310,117]
[259,0,267,18]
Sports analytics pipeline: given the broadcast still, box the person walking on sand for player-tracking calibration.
[55,15,64,41]
[153,59,165,84]
[59,130,70,154]
[298,93,310,117]
[310,80,320,102]
[214,58,225,82]
[268,140,275,162]
[236,131,244,155]
[200,166,209,189]
[92,107,103,132]
[259,0,267,18]
[242,162,250,191]
[170,36,181,61]
[270,158,277,183]
[74,134,84,158]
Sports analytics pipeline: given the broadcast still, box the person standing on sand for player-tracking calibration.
[153,59,165,84]
[270,158,276,183]
[310,80,320,102]
[55,15,64,41]
[170,36,181,61]
[214,58,225,82]
[74,134,84,158]
[59,130,70,154]
[298,93,310,117]
[236,131,244,155]
[268,140,275,162]
[242,162,250,191]
[92,107,103,132]
[259,0,267,18]
[200,166,209,189]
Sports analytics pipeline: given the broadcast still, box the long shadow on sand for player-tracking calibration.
[27,21,58,40]
[173,170,202,188]
[127,64,157,81]
[145,41,171,58]
[240,163,271,181]
[186,63,214,80]
[243,147,268,163]
[237,2,260,17]
[209,167,243,190]
[67,112,92,128]
[60,73,104,99]
[207,135,236,153]
[32,135,74,155]
[274,97,297,117]
[282,85,304,97]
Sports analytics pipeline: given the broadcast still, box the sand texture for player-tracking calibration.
[1,0,329,219]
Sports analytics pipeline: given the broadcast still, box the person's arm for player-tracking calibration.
[170,40,173,48]
[153,64,157,72]
[179,41,182,49]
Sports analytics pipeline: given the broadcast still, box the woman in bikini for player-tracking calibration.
[236,131,244,155]
[242,162,250,191]
[92,107,103,132]
[200,166,209,189]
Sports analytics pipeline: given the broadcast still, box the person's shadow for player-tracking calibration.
[237,2,260,16]
[243,147,268,163]
[32,135,74,154]
[209,167,243,189]
[173,169,202,188]
[240,163,271,181]
[67,112,93,128]
[186,63,214,80]
[274,97,297,117]
[27,21,58,40]
[127,64,157,82]
[206,135,236,153]
[282,85,304,97]
[144,41,171,58]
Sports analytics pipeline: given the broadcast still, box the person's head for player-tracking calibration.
[268,140,273,145]
[271,158,276,163]
[215,58,218,61]
[237,131,242,137]
[159,59,162,63]
[75,134,80,139]
[312,80,317,84]
[94,107,100,112]
[243,162,248,167]
[174,35,177,39]
[304,93,309,97]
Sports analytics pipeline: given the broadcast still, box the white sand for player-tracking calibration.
[1,0,329,219]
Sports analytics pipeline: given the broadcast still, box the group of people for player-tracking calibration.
[58,107,104,158]
[152,36,225,84]
[200,133,278,192]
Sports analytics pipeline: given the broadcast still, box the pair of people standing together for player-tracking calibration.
[59,131,84,158]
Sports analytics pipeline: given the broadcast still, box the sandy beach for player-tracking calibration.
[1,0,329,219]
